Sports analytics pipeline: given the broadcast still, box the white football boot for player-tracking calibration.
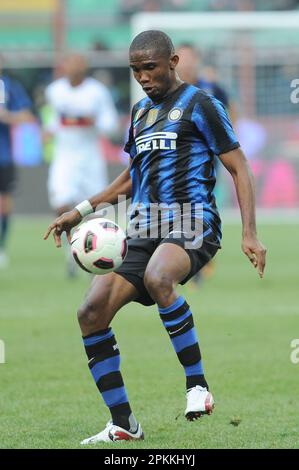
[81,421,144,444]
[185,385,215,421]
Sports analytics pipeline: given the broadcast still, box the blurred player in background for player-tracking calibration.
[45,31,266,444]
[0,57,35,268]
[44,53,119,276]
[176,43,235,119]
[176,43,237,283]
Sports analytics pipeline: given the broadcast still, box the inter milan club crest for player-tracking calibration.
[168,107,182,122]
[146,108,159,126]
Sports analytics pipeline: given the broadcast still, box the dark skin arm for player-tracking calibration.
[219,147,267,278]
[43,166,132,247]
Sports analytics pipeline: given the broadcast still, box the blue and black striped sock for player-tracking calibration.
[159,296,208,391]
[83,328,137,432]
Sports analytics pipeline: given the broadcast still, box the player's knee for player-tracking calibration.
[144,271,174,305]
[77,299,109,332]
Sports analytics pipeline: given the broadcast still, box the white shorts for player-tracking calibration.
[48,152,108,210]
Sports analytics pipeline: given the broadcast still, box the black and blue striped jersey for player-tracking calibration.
[125,83,239,242]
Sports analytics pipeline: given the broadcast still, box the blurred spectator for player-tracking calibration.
[120,0,191,19]
[210,0,299,10]
[210,0,255,11]
[92,40,109,52]
[120,0,159,18]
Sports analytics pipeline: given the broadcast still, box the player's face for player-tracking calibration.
[129,49,179,101]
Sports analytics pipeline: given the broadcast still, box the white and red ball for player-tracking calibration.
[71,218,127,275]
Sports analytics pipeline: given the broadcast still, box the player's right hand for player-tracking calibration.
[242,235,267,279]
[43,209,82,247]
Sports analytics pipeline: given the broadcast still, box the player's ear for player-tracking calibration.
[169,54,179,70]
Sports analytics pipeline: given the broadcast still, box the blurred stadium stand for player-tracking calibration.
[0,0,298,214]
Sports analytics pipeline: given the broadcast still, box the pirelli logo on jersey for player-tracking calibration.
[135,131,178,154]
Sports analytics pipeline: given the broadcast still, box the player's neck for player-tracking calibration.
[159,79,184,102]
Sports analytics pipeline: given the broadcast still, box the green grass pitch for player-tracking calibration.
[0,217,298,449]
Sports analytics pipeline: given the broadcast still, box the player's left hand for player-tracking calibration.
[242,236,267,278]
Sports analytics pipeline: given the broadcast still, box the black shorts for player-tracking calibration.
[115,224,221,306]
[0,164,16,193]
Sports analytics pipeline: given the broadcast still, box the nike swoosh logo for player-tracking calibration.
[71,238,80,245]
[169,322,189,336]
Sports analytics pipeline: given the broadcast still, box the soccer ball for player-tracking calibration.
[71,218,127,275]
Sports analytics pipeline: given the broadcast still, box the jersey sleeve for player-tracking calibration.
[192,94,239,155]
[8,78,32,111]
[94,85,119,135]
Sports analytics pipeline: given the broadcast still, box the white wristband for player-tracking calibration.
[75,200,94,218]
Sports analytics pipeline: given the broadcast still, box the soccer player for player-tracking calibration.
[44,53,119,276]
[176,43,237,283]
[0,58,34,268]
[44,31,266,444]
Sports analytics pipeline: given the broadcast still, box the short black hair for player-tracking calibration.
[130,30,175,58]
